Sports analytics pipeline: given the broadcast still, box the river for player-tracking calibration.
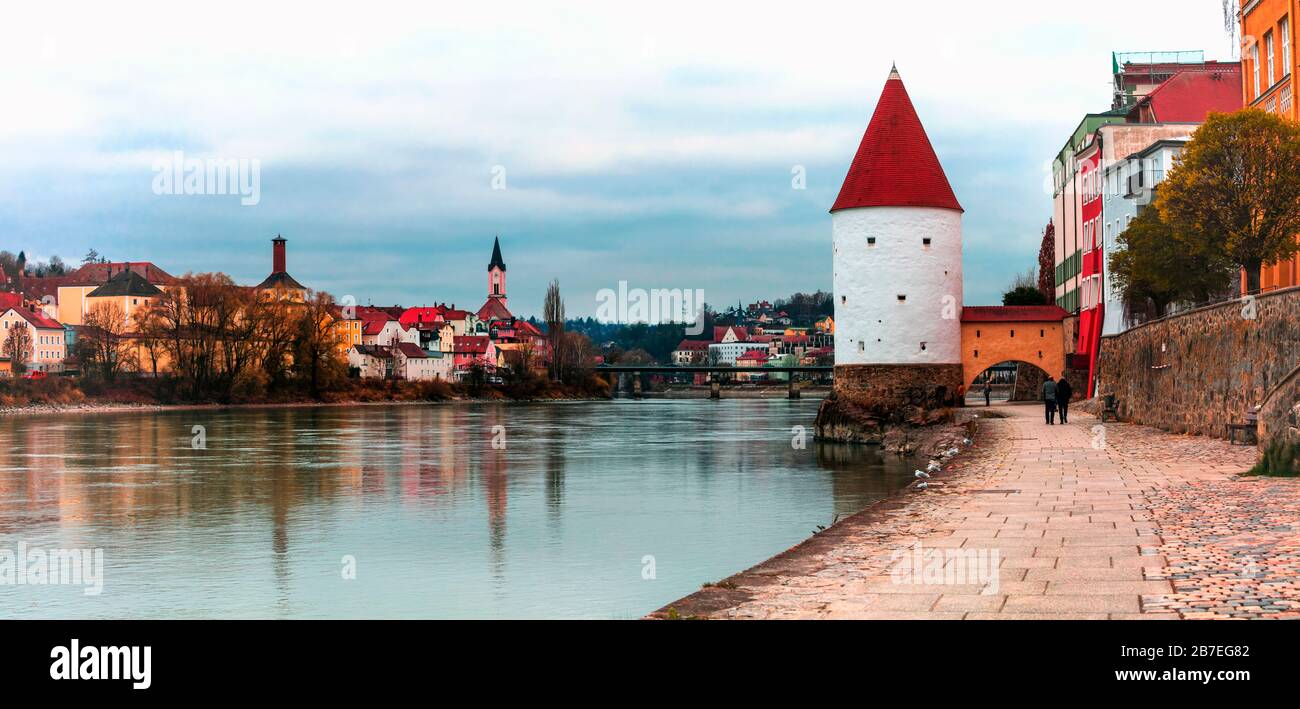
[0,399,916,618]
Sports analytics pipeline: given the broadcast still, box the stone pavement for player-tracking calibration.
[653,402,1294,620]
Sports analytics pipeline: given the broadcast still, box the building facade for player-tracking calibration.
[1,306,66,373]
[1242,0,1299,291]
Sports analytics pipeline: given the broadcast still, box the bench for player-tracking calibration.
[1100,395,1120,422]
[1227,407,1259,445]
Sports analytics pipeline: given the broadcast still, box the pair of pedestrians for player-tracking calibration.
[1043,375,1073,424]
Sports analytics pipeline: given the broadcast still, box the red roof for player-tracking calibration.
[399,306,447,327]
[961,305,1069,323]
[713,325,747,342]
[442,309,471,321]
[453,335,491,354]
[737,350,770,362]
[515,320,544,337]
[5,306,62,330]
[0,292,22,311]
[477,298,512,321]
[674,339,710,351]
[1129,65,1242,123]
[394,342,429,359]
[831,67,962,213]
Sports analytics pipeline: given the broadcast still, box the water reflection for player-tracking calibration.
[0,400,916,618]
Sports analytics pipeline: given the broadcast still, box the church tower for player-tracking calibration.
[819,66,965,440]
[487,235,507,309]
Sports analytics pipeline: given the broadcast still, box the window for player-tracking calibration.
[858,341,864,353]
[1284,18,1293,77]
[919,342,926,351]
[896,294,906,302]
[922,238,931,247]
[1010,329,1015,338]
[1253,43,1261,98]
[867,237,876,245]
[1267,32,1276,87]
[973,349,979,358]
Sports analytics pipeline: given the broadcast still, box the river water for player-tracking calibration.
[0,399,915,618]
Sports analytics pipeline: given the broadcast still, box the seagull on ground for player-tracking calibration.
[914,469,930,479]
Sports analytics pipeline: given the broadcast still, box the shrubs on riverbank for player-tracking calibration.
[2,369,611,413]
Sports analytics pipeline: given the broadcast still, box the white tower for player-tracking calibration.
[820,66,965,437]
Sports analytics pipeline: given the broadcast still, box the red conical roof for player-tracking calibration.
[831,67,962,213]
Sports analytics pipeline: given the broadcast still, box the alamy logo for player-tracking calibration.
[0,542,103,596]
[595,281,705,336]
[151,150,261,206]
[50,639,151,689]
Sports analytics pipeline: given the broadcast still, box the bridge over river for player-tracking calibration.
[594,365,833,399]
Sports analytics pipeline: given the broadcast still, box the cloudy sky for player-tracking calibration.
[0,1,1237,317]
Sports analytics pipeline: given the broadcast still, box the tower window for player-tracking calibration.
[841,295,846,305]
[919,342,926,351]
[867,237,876,245]
[1040,329,1045,337]
[976,329,981,338]
[922,238,931,247]
[1010,329,1015,338]
[858,341,864,353]
[974,349,979,358]
[896,295,906,302]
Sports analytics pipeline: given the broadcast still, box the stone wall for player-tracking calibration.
[815,363,962,443]
[1259,364,1300,450]
[1095,286,1300,440]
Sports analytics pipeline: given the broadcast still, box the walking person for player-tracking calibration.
[1042,376,1058,425]
[1055,374,1073,424]
[983,379,992,406]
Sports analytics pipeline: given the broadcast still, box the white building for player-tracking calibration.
[831,66,963,369]
[1,307,66,373]
[1098,137,1188,335]
[707,341,768,365]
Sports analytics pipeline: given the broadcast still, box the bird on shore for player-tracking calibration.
[927,460,942,472]
[942,447,959,457]
[916,482,929,489]
[914,469,930,479]
[962,438,972,446]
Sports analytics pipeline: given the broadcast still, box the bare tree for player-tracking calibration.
[81,301,135,381]
[294,291,347,397]
[3,325,33,374]
[543,279,565,379]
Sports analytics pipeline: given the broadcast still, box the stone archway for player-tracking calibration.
[967,360,1053,403]
[960,313,1068,392]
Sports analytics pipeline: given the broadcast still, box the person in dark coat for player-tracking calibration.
[983,379,992,406]
[1055,374,1073,424]
[1042,377,1057,424]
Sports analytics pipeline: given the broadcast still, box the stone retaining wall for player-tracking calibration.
[1259,364,1300,450]
[1095,286,1300,441]
[815,363,962,443]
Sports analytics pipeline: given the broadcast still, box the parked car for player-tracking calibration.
[21,371,48,380]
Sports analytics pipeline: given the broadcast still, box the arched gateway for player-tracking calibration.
[959,305,1070,389]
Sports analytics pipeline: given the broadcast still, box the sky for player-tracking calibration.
[0,1,1238,318]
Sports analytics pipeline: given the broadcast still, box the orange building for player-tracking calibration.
[1242,0,1299,290]
[959,305,1071,389]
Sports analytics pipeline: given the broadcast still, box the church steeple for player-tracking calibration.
[488,235,506,272]
[487,236,507,308]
